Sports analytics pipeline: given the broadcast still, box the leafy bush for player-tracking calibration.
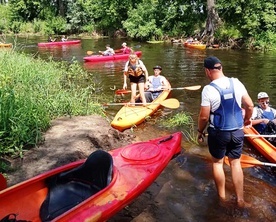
[46,16,68,34]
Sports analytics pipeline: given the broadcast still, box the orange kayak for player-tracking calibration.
[184,42,206,50]
[0,132,182,221]
[244,127,276,163]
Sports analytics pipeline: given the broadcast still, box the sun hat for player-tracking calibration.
[153,65,162,70]
[204,56,221,69]
[257,92,269,99]
[122,42,127,46]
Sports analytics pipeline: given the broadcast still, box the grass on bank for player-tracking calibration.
[0,50,105,159]
[160,111,198,144]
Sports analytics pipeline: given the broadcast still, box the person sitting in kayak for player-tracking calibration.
[99,44,115,56]
[123,53,148,106]
[118,42,132,54]
[251,92,276,137]
[48,35,56,42]
[61,35,68,42]
[143,65,169,102]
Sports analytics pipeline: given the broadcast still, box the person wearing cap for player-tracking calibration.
[118,42,132,54]
[251,92,276,134]
[143,65,169,102]
[123,53,148,105]
[99,44,115,56]
[197,56,254,208]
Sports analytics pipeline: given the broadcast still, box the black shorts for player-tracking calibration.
[207,127,244,159]
[129,75,145,84]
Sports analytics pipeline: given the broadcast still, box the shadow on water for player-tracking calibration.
[7,36,276,221]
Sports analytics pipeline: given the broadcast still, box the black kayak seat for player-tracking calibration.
[40,150,113,222]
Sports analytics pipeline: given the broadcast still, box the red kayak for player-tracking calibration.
[83,51,142,62]
[37,40,81,47]
[0,132,182,222]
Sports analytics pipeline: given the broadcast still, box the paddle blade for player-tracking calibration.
[183,85,201,90]
[224,154,264,168]
[0,173,7,191]
[115,89,132,95]
[160,98,180,109]
[87,51,94,55]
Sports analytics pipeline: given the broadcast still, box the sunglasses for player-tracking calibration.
[261,101,269,105]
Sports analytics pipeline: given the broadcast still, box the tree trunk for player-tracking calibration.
[202,0,221,46]
[57,0,66,17]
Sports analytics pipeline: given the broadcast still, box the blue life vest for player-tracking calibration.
[149,76,163,99]
[209,78,243,130]
[254,108,274,133]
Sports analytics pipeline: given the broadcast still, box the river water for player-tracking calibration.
[8,36,276,221]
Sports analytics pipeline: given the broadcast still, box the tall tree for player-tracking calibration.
[202,0,221,44]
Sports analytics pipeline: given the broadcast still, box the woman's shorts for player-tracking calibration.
[129,75,145,84]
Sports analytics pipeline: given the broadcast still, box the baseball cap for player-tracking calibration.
[204,56,222,69]
[122,42,127,46]
[257,92,269,99]
[153,65,162,70]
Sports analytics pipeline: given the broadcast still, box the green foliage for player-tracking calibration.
[0,51,104,156]
[215,24,242,41]
[34,19,52,34]
[10,21,21,34]
[46,16,68,34]
[217,0,276,38]
[123,0,163,40]
[9,0,44,21]
[0,5,11,33]
[248,31,276,51]
[19,22,35,34]
[160,112,198,144]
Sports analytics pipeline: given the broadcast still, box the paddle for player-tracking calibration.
[163,85,201,90]
[87,51,94,55]
[204,133,276,138]
[224,154,276,168]
[104,98,180,109]
[0,173,7,191]
[115,85,201,95]
[244,134,276,138]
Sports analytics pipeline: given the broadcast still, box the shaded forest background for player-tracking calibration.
[0,0,276,49]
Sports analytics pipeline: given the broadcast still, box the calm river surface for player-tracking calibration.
[9,36,276,221]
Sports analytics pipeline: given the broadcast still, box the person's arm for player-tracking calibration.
[242,93,254,127]
[123,73,127,89]
[251,118,269,125]
[197,105,210,142]
[123,62,128,89]
[140,61,148,80]
[110,48,115,55]
[161,76,169,89]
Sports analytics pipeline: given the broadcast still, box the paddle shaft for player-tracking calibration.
[205,133,276,138]
[104,98,179,109]
[115,85,201,95]
[244,134,276,138]
[225,154,276,168]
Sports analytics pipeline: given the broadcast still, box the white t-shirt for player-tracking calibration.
[201,76,248,126]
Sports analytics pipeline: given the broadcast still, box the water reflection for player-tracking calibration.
[6,36,276,221]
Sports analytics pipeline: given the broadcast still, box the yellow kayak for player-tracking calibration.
[0,43,12,48]
[111,85,171,131]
